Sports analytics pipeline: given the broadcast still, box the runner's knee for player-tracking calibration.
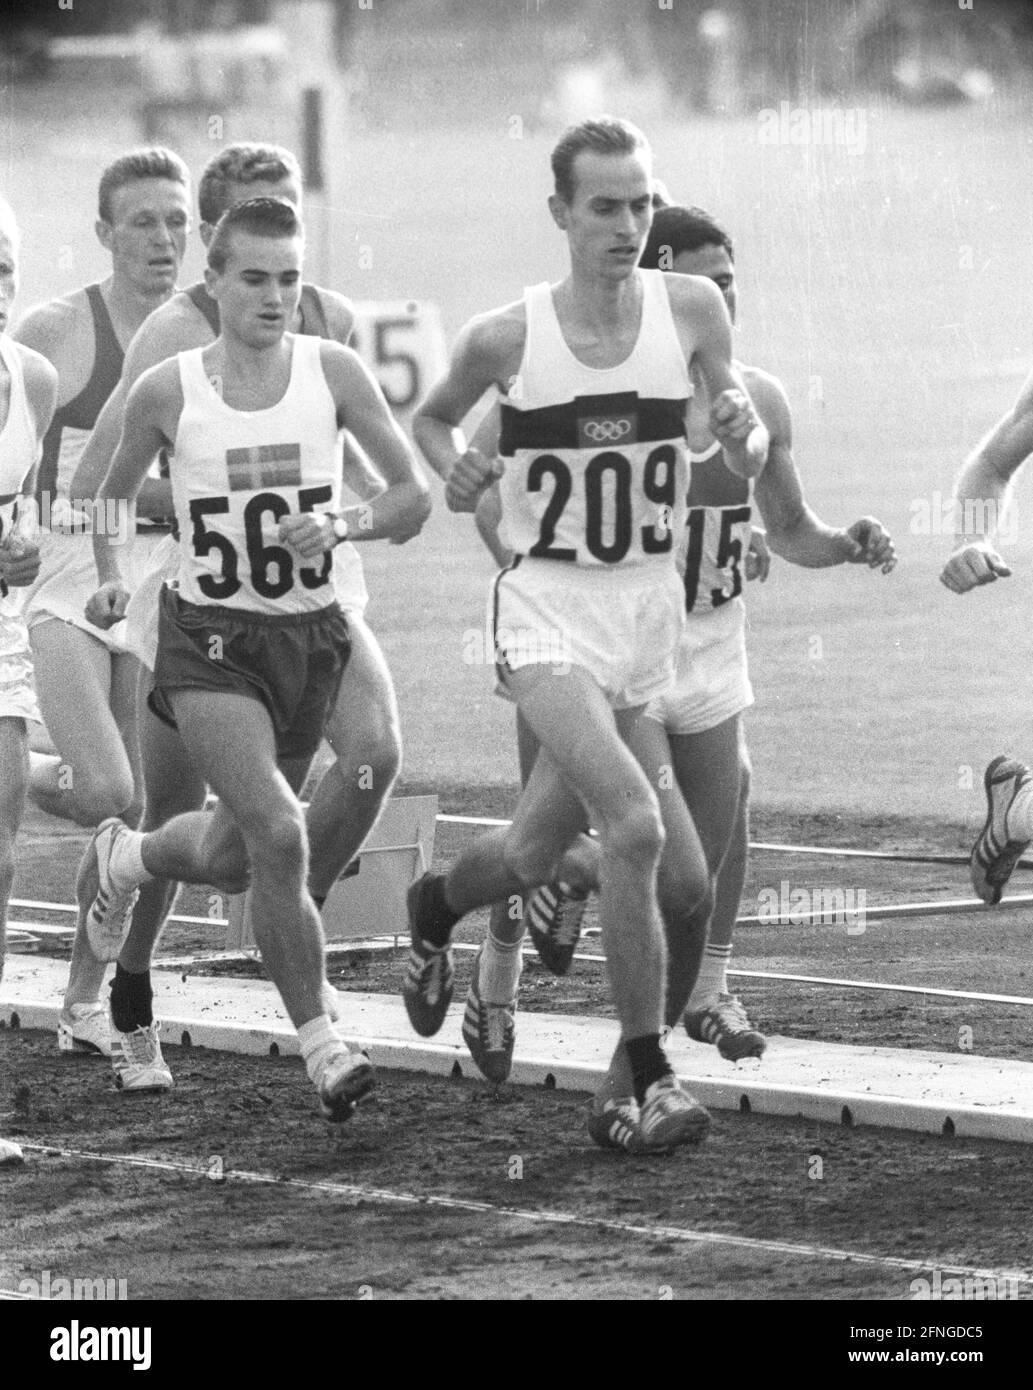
[248,808,308,879]
[606,799,665,867]
[71,770,136,826]
[503,824,559,887]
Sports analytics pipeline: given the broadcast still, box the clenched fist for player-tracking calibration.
[839,517,896,574]
[278,511,335,560]
[445,449,503,513]
[85,581,131,630]
[940,542,1011,594]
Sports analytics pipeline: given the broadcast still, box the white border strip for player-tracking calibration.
[15,1142,1033,1288]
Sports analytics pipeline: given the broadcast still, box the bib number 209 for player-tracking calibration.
[528,443,677,563]
[189,485,333,600]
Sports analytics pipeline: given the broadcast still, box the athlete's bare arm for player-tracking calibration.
[12,294,93,406]
[940,366,1033,593]
[313,286,385,503]
[414,305,524,511]
[92,360,181,601]
[278,340,430,556]
[749,369,895,573]
[0,345,57,592]
[667,275,768,480]
[67,298,201,516]
[468,403,514,568]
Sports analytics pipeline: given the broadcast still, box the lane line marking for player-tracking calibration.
[17,1142,1033,1288]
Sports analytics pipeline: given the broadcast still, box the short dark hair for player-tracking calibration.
[639,205,735,270]
[97,148,189,223]
[206,197,304,272]
[198,143,301,226]
[550,116,651,204]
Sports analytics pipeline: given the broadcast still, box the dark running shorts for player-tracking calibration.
[149,586,351,760]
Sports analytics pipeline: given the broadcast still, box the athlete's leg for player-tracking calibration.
[28,621,136,825]
[504,667,668,1042]
[673,715,765,1058]
[687,729,751,1008]
[61,671,203,1017]
[596,714,711,1101]
[629,715,711,1025]
[305,614,401,900]
[135,691,323,1028]
[0,718,29,984]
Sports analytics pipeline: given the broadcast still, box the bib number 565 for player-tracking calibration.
[190,485,333,600]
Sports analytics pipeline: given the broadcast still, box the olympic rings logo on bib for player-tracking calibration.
[581,418,633,444]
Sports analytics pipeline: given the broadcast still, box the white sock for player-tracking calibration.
[108,829,153,891]
[479,929,523,1004]
[298,1014,342,1084]
[688,943,732,1012]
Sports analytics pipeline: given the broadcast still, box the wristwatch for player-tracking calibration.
[330,514,349,545]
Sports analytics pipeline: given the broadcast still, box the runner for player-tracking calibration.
[0,194,58,1173]
[78,196,430,1118]
[407,117,767,1152]
[64,145,401,1089]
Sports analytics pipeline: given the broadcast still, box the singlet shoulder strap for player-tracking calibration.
[184,282,221,336]
[84,284,122,365]
[298,284,330,339]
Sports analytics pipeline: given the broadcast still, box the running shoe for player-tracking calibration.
[79,818,140,962]
[685,993,767,1061]
[317,1049,375,1122]
[587,1095,641,1153]
[401,873,455,1036]
[57,1002,112,1057]
[971,756,1033,905]
[111,1020,173,1093]
[638,1075,711,1152]
[524,880,588,975]
[461,947,516,1084]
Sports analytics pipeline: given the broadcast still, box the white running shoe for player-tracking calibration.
[587,1095,641,1153]
[971,756,1033,905]
[317,1048,375,1122]
[79,818,141,962]
[111,1020,173,1092]
[57,1002,112,1057]
[638,1074,711,1152]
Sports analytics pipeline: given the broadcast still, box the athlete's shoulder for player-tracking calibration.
[121,292,210,384]
[307,284,355,345]
[128,354,182,407]
[739,362,791,435]
[459,299,527,364]
[10,341,59,430]
[660,270,727,316]
[12,288,93,361]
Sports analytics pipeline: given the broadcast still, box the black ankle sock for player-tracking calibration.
[110,965,153,1033]
[624,1034,672,1106]
[418,874,461,949]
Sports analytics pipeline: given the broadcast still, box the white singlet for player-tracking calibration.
[170,333,341,615]
[0,335,43,723]
[496,269,692,568]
